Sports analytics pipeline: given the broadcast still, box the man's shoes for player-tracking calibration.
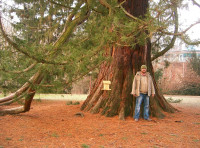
[145,118,152,121]
[134,119,138,122]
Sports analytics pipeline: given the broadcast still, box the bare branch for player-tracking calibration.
[191,0,200,8]
[159,20,200,36]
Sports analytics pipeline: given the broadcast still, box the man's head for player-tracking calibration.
[141,65,147,73]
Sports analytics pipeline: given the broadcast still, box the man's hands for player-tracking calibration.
[133,94,155,97]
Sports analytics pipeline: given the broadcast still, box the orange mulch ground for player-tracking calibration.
[0,100,200,148]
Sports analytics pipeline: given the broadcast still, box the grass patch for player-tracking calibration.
[81,144,90,148]
[18,138,24,141]
[169,133,178,137]
[35,98,42,102]
[166,97,182,103]
[122,137,128,140]
[66,101,73,105]
[141,132,148,135]
[73,101,80,105]
[5,137,12,141]
[66,101,80,105]
[99,134,104,137]
[67,133,72,136]
[51,132,59,138]
[193,139,199,142]
[194,122,200,125]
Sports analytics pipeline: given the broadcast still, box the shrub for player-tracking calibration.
[168,83,200,96]
[166,97,182,103]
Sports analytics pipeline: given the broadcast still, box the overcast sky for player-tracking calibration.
[179,0,200,40]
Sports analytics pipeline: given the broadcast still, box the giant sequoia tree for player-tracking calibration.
[0,0,200,118]
[81,0,177,119]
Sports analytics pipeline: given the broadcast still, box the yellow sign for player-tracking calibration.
[102,80,111,90]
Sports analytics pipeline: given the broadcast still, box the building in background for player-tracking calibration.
[154,44,200,93]
[159,44,200,63]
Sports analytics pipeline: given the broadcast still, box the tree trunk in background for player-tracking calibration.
[81,0,177,120]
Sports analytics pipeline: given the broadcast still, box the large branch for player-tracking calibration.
[52,2,90,49]
[0,93,27,106]
[0,70,42,103]
[0,70,44,115]
[0,106,24,115]
[23,72,44,112]
[151,5,178,61]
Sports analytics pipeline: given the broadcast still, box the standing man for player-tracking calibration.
[131,65,155,121]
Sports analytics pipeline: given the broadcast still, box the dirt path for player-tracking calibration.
[0,100,200,148]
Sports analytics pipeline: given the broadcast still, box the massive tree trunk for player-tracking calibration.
[81,0,177,120]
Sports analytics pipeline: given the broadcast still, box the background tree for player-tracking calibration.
[0,0,200,117]
[189,51,200,76]
[175,51,200,96]
[0,0,98,114]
